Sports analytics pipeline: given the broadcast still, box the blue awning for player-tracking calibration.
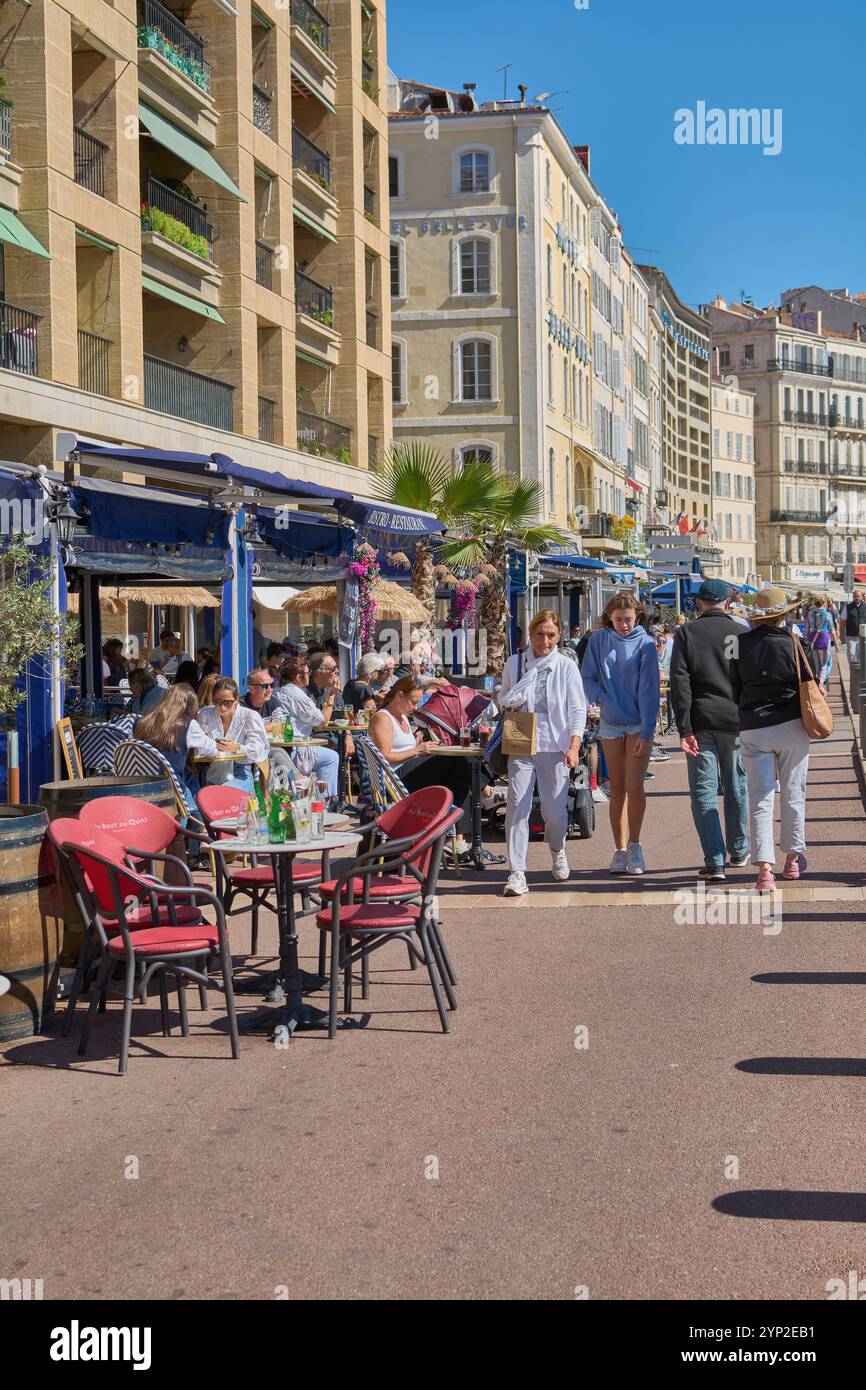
[335,497,443,537]
[542,552,608,570]
[70,476,231,549]
[256,508,354,560]
[69,536,230,581]
[651,576,706,599]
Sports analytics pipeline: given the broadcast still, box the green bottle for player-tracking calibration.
[283,714,294,743]
[280,791,296,840]
[268,793,285,844]
[254,770,268,818]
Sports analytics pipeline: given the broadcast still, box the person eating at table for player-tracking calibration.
[243,668,295,783]
[368,677,495,864]
[343,652,385,713]
[197,677,270,792]
[127,666,167,718]
[305,652,356,759]
[273,656,341,801]
[134,681,218,815]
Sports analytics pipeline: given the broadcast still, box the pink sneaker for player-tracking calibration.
[756,867,776,893]
[782,853,807,881]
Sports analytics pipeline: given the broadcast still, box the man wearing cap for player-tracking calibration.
[669,578,750,881]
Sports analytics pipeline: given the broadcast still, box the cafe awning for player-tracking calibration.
[138,102,245,201]
[142,274,225,323]
[69,475,231,549]
[0,206,50,257]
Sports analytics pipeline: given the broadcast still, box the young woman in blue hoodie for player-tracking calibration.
[581,592,660,875]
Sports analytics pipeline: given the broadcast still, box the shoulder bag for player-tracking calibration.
[501,651,538,758]
[792,633,834,740]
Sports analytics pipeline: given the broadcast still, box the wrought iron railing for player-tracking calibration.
[0,300,40,375]
[292,126,332,188]
[252,83,272,137]
[255,240,274,289]
[769,509,830,525]
[291,0,330,53]
[258,395,276,443]
[829,412,866,431]
[142,176,214,259]
[137,0,211,93]
[767,358,832,377]
[297,408,351,460]
[783,410,828,426]
[144,353,233,431]
[74,126,108,196]
[78,328,111,395]
[295,268,333,326]
[0,100,11,158]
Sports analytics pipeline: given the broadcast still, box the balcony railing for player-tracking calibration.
[361,59,377,100]
[258,395,276,443]
[363,184,375,220]
[252,84,272,137]
[297,408,351,461]
[138,0,211,94]
[583,512,612,539]
[295,268,333,326]
[783,409,828,426]
[78,328,111,395]
[768,358,832,377]
[365,311,377,348]
[144,353,234,431]
[0,100,11,158]
[142,176,214,260]
[0,300,40,376]
[291,0,330,53]
[74,126,108,196]
[783,460,828,475]
[292,126,332,189]
[255,240,274,290]
[769,509,830,525]
[829,412,866,432]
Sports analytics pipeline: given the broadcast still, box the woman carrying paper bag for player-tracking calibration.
[498,610,587,897]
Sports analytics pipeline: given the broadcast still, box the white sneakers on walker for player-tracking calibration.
[551,849,570,882]
[503,871,529,897]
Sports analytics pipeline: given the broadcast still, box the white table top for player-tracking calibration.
[268,738,328,748]
[424,743,484,756]
[210,811,349,832]
[206,830,360,856]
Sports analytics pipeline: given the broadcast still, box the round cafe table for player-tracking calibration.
[421,744,491,870]
[207,829,362,1040]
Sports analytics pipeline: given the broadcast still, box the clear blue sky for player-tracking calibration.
[387,0,864,312]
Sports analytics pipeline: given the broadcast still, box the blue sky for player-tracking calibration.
[387,0,864,312]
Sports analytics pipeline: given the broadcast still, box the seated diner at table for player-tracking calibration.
[343,652,385,713]
[126,665,167,718]
[243,668,295,785]
[197,677,270,792]
[273,656,341,801]
[133,682,218,814]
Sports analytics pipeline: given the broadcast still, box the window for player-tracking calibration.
[563,356,569,415]
[458,444,495,470]
[391,339,407,405]
[388,155,401,199]
[546,246,553,301]
[562,263,568,315]
[459,238,491,294]
[713,428,720,456]
[548,448,556,513]
[459,338,493,401]
[458,151,489,193]
[545,160,552,204]
[725,431,733,459]
[547,345,554,404]
[389,240,404,299]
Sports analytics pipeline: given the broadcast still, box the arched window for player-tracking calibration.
[454,235,493,295]
[455,335,495,402]
[453,146,493,194]
[456,441,497,471]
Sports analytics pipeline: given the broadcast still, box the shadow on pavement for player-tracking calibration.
[736,1056,866,1076]
[712,1190,866,1222]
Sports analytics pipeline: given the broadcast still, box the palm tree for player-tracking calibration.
[372,443,502,641]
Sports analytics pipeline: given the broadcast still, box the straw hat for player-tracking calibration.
[749,587,801,622]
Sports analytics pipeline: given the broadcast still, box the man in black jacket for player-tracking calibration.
[669,579,749,881]
[842,588,866,666]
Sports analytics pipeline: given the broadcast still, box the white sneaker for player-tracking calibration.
[609,848,628,874]
[503,871,528,897]
[591,785,608,803]
[626,842,646,875]
[551,849,570,882]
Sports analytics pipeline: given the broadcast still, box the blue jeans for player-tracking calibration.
[686,730,749,868]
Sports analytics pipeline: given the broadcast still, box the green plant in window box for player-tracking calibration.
[141,204,209,260]
[336,446,352,467]
[362,79,378,101]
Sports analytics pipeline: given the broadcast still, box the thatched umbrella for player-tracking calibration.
[283,580,428,623]
[111,586,221,608]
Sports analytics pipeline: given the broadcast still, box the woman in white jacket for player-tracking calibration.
[498,609,587,896]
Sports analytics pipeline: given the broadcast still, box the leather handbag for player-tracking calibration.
[500,650,537,757]
[792,633,834,739]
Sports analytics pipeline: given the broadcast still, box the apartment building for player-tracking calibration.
[0,0,391,484]
[704,294,866,585]
[710,375,757,585]
[387,79,596,533]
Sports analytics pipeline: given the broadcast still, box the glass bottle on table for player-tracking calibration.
[268,793,286,844]
[280,791,297,841]
[283,714,293,744]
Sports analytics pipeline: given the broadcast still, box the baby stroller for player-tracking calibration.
[528,717,598,841]
[413,683,494,745]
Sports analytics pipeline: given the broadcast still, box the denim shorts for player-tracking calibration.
[598,719,643,741]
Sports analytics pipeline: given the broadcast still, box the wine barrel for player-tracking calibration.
[39,775,177,965]
[0,805,61,1041]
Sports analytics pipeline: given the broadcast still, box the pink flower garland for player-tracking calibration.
[349,542,380,652]
[448,579,477,630]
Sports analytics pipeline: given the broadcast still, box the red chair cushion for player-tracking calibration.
[318,875,418,902]
[315,902,420,933]
[104,904,202,929]
[107,925,220,956]
[229,862,322,886]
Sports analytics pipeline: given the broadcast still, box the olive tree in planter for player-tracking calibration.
[0,535,81,748]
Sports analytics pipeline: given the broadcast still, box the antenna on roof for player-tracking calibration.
[495,63,513,99]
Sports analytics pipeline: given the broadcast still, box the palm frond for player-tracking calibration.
[438,457,503,521]
[438,536,488,570]
[371,442,452,513]
[512,523,570,553]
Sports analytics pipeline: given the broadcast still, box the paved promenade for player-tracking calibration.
[1,664,863,1300]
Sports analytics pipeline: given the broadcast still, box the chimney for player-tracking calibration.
[463,83,476,95]
[518,84,527,106]
[574,144,590,174]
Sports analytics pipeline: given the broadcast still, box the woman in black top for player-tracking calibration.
[730,589,818,892]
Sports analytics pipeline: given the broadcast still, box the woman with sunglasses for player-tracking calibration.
[197,677,270,791]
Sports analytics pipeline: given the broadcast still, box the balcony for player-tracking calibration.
[363,184,375,222]
[292,126,331,189]
[291,0,329,53]
[291,126,337,239]
[255,240,274,290]
[368,435,378,463]
[0,300,40,376]
[73,127,108,196]
[295,269,338,365]
[783,409,827,426]
[258,395,276,443]
[770,509,830,525]
[297,408,351,463]
[78,329,110,395]
[295,268,333,326]
[252,83,273,138]
[361,59,378,102]
[144,353,233,431]
[365,311,377,349]
[0,100,11,158]
[137,0,211,95]
[829,412,866,433]
[783,460,828,475]
[142,176,214,261]
[768,358,832,377]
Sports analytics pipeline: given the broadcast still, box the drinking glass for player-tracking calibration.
[293,798,311,843]
[344,704,355,722]
[459,724,471,748]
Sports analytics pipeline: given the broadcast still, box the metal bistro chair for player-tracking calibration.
[114,739,207,838]
[56,825,238,1074]
[316,803,462,1037]
[356,733,462,872]
[75,721,132,776]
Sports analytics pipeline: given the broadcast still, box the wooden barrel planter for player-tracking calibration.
[0,805,61,1041]
[39,775,177,966]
